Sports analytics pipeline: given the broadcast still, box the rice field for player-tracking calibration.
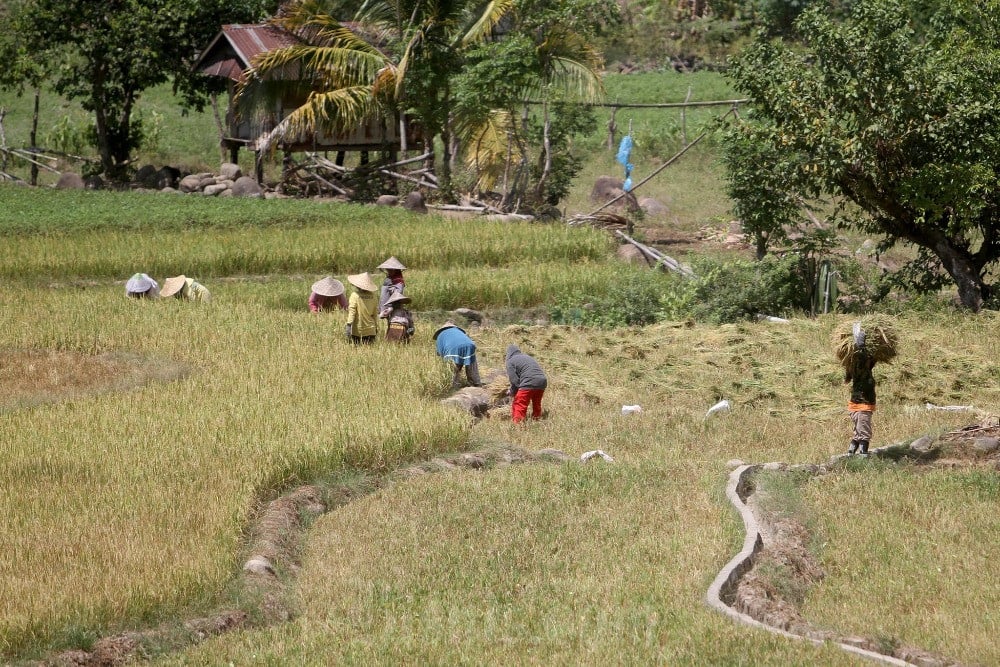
[3,184,1000,664]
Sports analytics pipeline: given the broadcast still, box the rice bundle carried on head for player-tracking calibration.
[832,315,899,368]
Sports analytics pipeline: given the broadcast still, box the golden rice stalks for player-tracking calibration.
[485,373,511,402]
[832,315,899,367]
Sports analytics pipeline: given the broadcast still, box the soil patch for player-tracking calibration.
[0,349,189,412]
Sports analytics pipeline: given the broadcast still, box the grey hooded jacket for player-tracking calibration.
[505,344,547,391]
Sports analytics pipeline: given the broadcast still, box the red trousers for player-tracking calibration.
[512,388,545,423]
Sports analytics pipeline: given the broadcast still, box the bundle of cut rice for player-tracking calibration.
[832,315,899,368]
[485,374,512,404]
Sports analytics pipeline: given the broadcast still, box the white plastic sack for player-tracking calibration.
[621,405,642,416]
[581,449,615,463]
[705,399,731,418]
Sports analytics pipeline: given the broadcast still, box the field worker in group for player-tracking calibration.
[309,276,348,312]
[125,273,159,299]
[380,291,415,343]
[505,344,548,423]
[346,272,379,344]
[160,275,211,302]
[433,321,481,388]
[377,256,406,313]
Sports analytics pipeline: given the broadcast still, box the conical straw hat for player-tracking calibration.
[432,320,465,340]
[384,291,411,306]
[376,256,407,271]
[311,276,345,297]
[125,273,155,295]
[347,272,377,292]
[160,275,187,297]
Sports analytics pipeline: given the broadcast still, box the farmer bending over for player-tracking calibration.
[505,344,547,423]
[433,321,481,388]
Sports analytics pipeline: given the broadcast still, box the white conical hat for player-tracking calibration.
[311,276,345,297]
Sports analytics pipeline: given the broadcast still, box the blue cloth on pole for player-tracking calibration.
[616,135,634,192]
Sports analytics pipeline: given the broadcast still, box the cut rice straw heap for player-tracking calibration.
[832,315,899,368]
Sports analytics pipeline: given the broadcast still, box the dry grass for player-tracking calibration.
[150,312,998,665]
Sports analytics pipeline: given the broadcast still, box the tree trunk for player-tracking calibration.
[931,237,986,312]
[30,89,40,186]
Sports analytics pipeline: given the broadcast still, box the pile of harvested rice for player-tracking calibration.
[832,315,899,367]
[484,374,511,403]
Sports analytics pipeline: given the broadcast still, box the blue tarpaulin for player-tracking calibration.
[616,135,634,192]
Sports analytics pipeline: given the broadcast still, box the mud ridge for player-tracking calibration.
[39,444,573,667]
[707,420,1000,667]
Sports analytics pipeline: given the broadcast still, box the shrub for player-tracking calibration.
[687,253,811,323]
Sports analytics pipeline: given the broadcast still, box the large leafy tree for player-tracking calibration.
[724,0,1000,310]
[0,0,274,180]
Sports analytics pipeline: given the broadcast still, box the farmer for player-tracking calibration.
[505,344,548,423]
[845,322,877,456]
[433,321,481,388]
[125,273,159,299]
[308,276,348,313]
[377,256,406,313]
[161,275,212,302]
[346,272,379,344]
[380,291,415,343]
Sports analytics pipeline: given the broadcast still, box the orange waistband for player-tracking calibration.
[388,322,406,329]
[848,402,876,412]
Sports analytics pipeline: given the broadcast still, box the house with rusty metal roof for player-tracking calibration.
[193,23,415,179]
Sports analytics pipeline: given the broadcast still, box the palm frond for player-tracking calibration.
[460,0,515,47]
[255,85,379,153]
[461,110,522,192]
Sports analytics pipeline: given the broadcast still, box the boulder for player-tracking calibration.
[197,175,218,190]
[639,197,669,218]
[376,194,399,206]
[908,435,940,460]
[442,386,491,417]
[402,190,428,213]
[84,175,104,190]
[590,176,638,212]
[231,176,263,198]
[616,243,647,264]
[243,556,276,576]
[178,174,204,193]
[972,437,1000,454]
[452,307,484,323]
[55,172,85,189]
[203,183,229,196]
[134,164,158,188]
[219,162,242,180]
[155,166,181,189]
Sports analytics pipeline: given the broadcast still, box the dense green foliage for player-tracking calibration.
[724,0,1000,311]
[0,0,275,180]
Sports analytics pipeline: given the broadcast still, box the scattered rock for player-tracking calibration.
[452,307,484,323]
[135,164,158,188]
[616,243,647,264]
[55,172,85,189]
[243,556,276,576]
[84,175,104,190]
[639,197,669,218]
[219,162,242,180]
[458,453,487,469]
[376,194,399,206]
[179,173,206,193]
[908,435,939,459]
[590,175,639,212]
[972,436,999,454]
[402,190,427,213]
[231,176,263,198]
[203,183,229,196]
